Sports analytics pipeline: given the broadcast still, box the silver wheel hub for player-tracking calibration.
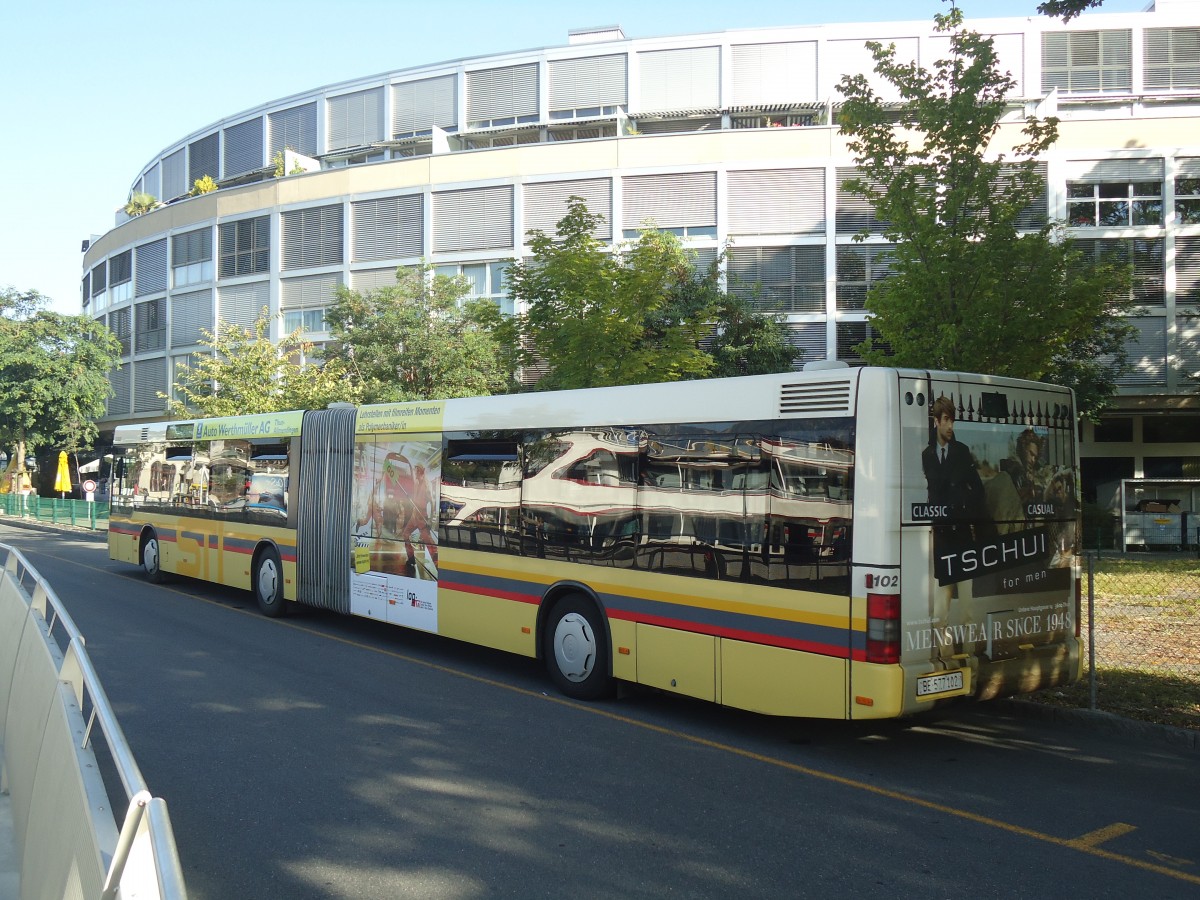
[553,612,596,683]
[257,558,279,602]
[144,539,159,572]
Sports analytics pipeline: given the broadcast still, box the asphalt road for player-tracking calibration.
[3,521,1199,900]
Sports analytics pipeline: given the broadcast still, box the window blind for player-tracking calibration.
[467,63,539,123]
[223,117,264,178]
[135,239,168,296]
[327,87,385,151]
[637,46,719,111]
[729,42,817,106]
[217,281,270,329]
[549,55,627,110]
[282,204,344,270]
[133,357,167,414]
[170,289,214,347]
[268,102,319,157]
[392,74,457,136]
[523,178,612,240]
[433,186,514,252]
[727,169,824,235]
[622,172,716,230]
[188,132,219,185]
[351,194,423,261]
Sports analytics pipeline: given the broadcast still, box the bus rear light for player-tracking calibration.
[866,592,901,665]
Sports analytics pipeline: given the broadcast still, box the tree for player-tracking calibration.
[166,312,358,417]
[836,7,1134,420]
[321,264,509,402]
[505,197,796,390]
[0,288,121,486]
[1037,0,1104,21]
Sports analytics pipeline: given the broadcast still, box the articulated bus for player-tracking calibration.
[109,367,1082,719]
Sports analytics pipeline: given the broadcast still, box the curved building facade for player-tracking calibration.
[82,3,1200,504]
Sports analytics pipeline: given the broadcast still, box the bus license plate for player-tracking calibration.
[916,671,964,697]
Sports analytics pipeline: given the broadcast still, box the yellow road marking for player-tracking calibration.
[36,546,1200,888]
[1069,822,1138,848]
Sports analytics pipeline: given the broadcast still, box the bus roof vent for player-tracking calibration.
[139,427,151,442]
[779,380,853,416]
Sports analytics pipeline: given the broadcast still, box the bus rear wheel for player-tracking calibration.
[544,594,613,700]
[254,547,286,618]
[141,531,165,584]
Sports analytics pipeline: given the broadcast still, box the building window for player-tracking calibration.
[282,205,344,270]
[434,261,513,315]
[1144,28,1200,91]
[109,251,133,304]
[727,246,825,314]
[135,299,166,353]
[219,216,271,278]
[1093,417,1133,442]
[1042,30,1132,94]
[548,123,617,142]
[172,228,214,288]
[1177,175,1200,225]
[549,105,620,121]
[1067,181,1162,226]
[282,308,327,334]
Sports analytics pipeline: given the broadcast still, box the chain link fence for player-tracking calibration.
[1067,552,1200,730]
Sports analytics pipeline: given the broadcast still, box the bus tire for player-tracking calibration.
[253,547,286,618]
[544,593,613,700]
[141,531,165,584]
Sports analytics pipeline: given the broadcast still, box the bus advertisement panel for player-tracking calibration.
[899,374,1079,699]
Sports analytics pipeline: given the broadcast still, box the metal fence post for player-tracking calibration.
[1087,551,1097,711]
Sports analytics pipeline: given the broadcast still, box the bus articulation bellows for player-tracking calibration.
[108,367,1082,719]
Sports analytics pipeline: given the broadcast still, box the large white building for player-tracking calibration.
[81,1,1200,506]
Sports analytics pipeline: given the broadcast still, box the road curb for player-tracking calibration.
[0,514,107,542]
[995,698,1200,752]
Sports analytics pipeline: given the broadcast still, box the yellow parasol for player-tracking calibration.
[54,451,71,497]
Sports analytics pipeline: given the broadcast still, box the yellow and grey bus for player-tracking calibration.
[109,367,1082,719]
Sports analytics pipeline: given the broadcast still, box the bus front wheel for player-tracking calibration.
[544,594,613,700]
[254,547,286,618]
[141,532,165,584]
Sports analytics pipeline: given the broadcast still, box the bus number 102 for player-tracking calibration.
[865,573,899,589]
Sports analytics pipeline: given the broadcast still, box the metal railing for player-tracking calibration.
[0,494,109,531]
[0,542,187,898]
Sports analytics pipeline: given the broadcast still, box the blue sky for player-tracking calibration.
[0,0,1145,315]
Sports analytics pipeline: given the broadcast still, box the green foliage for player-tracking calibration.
[0,288,121,474]
[165,312,359,417]
[1037,0,1104,21]
[188,175,218,197]
[505,197,795,390]
[272,149,307,178]
[123,192,159,217]
[321,265,509,402]
[836,8,1133,420]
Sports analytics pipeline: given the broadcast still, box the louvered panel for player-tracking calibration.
[162,148,186,200]
[107,366,131,417]
[281,272,343,310]
[268,102,319,157]
[637,46,720,111]
[827,37,918,102]
[188,132,219,184]
[636,118,721,134]
[133,357,167,414]
[135,298,166,353]
[1064,158,1163,181]
[109,308,131,355]
[433,186,514,252]
[467,63,539,122]
[523,178,612,239]
[1145,28,1200,90]
[729,42,817,106]
[352,268,400,292]
[170,289,214,346]
[282,204,344,270]
[327,87,385,151]
[172,228,213,266]
[836,166,889,235]
[779,379,852,416]
[218,281,270,328]
[727,169,824,235]
[135,239,168,296]
[1176,312,1200,380]
[392,75,457,135]
[1042,30,1130,93]
[1178,158,1200,179]
[623,172,716,229]
[1116,317,1167,386]
[784,322,826,366]
[549,55,627,110]
[1177,237,1200,306]
[109,250,132,287]
[925,33,1024,95]
[91,262,107,295]
[727,246,825,314]
[351,194,423,261]
[223,117,264,178]
[143,163,162,201]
